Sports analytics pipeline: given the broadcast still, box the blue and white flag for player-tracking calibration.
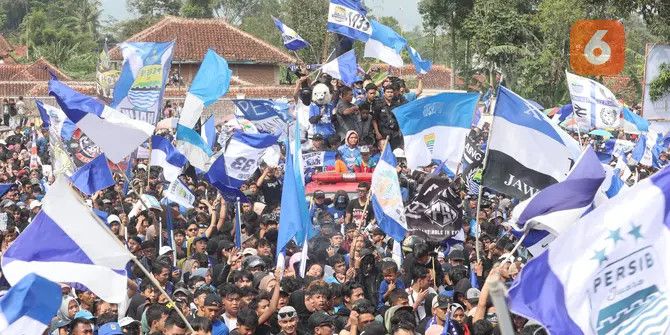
[49,78,155,163]
[622,106,649,134]
[233,99,291,139]
[36,100,75,141]
[327,0,372,42]
[566,71,622,129]
[150,135,187,182]
[272,16,309,51]
[508,166,670,335]
[483,86,581,200]
[70,154,115,196]
[371,143,407,242]
[112,41,174,125]
[509,147,606,255]
[176,124,213,171]
[178,49,231,129]
[393,92,480,172]
[1,177,133,303]
[205,155,249,202]
[363,20,406,67]
[632,130,663,168]
[201,115,217,150]
[600,164,628,200]
[407,45,432,74]
[222,132,279,188]
[164,178,196,209]
[320,49,358,86]
[0,273,60,335]
[596,138,635,163]
[276,131,312,259]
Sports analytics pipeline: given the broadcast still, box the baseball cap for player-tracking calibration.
[193,235,208,243]
[312,134,324,141]
[277,306,298,321]
[98,322,123,335]
[307,311,333,329]
[360,145,370,154]
[392,148,405,158]
[244,255,265,269]
[466,288,481,303]
[242,248,258,256]
[118,317,139,327]
[432,295,450,309]
[74,310,95,320]
[448,249,465,261]
[52,318,71,329]
[313,190,325,199]
[29,199,41,210]
[106,214,120,225]
[204,293,222,307]
[159,245,173,256]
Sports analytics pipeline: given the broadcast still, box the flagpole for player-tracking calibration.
[474,91,498,263]
[114,162,152,212]
[66,179,194,332]
[146,141,152,193]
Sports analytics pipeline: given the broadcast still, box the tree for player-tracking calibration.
[280,0,329,64]
[181,0,215,18]
[419,0,474,88]
[213,0,264,25]
[127,0,181,18]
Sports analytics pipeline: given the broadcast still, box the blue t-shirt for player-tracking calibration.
[404,92,418,102]
[309,103,336,138]
[212,319,230,335]
[338,144,361,171]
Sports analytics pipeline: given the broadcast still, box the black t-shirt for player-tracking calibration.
[289,290,313,335]
[261,178,282,208]
[346,199,373,225]
[372,100,400,136]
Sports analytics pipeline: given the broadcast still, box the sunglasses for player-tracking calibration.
[187,228,197,231]
[278,311,297,319]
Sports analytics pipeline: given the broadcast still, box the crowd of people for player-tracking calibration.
[0,67,654,335]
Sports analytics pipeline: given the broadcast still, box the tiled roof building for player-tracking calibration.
[109,16,296,86]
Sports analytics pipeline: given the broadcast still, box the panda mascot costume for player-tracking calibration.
[308,83,337,142]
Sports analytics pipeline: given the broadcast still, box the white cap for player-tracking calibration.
[118,316,139,327]
[392,148,405,158]
[136,163,147,171]
[242,248,257,256]
[106,214,121,224]
[29,200,41,210]
[159,246,173,256]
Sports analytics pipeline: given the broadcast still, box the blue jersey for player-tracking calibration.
[338,144,361,171]
[309,103,336,138]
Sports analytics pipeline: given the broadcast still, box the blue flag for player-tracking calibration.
[320,49,358,86]
[205,155,249,202]
[370,143,407,242]
[276,135,309,258]
[327,0,372,42]
[36,100,76,141]
[0,183,15,199]
[202,115,217,150]
[508,166,670,335]
[111,41,175,125]
[0,273,61,334]
[509,147,606,255]
[272,16,309,51]
[70,154,115,196]
[407,45,432,74]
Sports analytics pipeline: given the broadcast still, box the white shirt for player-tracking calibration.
[222,313,237,330]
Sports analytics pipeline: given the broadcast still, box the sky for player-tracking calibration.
[101,0,422,30]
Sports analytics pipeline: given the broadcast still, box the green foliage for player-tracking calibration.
[181,0,215,18]
[127,0,181,17]
[649,64,670,101]
[280,0,329,64]
[214,0,264,25]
